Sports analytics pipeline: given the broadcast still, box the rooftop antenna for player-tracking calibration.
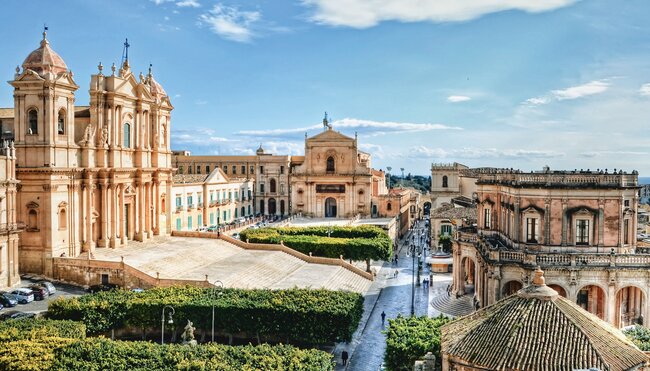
[121,38,130,66]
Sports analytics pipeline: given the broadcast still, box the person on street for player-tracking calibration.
[341,350,349,365]
[381,311,386,325]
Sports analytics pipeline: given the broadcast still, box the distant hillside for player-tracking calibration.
[388,174,430,193]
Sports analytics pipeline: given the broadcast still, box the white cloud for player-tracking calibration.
[177,0,200,7]
[580,150,649,158]
[234,118,462,140]
[524,80,610,106]
[171,128,236,145]
[639,83,650,97]
[551,80,610,100]
[198,3,260,42]
[358,143,385,159]
[301,0,578,28]
[151,0,174,4]
[405,146,564,160]
[447,95,471,103]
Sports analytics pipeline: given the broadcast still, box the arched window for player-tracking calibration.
[28,109,38,134]
[270,179,277,193]
[442,175,448,188]
[387,202,392,211]
[326,156,335,172]
[28,209,38,230]
[123,122,131,148]
[59,208,67,230]
[57,109,66,135]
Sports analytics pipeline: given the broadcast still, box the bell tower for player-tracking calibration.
[10,30,78,168]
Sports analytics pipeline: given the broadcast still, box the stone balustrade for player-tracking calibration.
[476,171,637,188]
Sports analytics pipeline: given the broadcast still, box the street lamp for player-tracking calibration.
[410,242,416,316]
[161,305,175,344]
[211,280,224,342]
[386,167,392,189]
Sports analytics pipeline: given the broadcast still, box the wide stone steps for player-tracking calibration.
[430,292,475,318]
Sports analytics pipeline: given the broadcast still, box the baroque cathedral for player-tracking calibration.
[2,31,174,276]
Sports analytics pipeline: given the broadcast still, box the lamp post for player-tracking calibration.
[161,305,175,344]
[211,280,224,342]
[411,242,416,316]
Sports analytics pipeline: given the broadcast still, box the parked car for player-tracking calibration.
[9,288,34,304]
[130,288,145,293]
[231,232,240,240]
[0,310,35,321]
[206,225,219,232]
[28,285,49,301]
[34,281,56,296]
[197,226,208,232]
[0,293,18,308]
[88,283,120,294]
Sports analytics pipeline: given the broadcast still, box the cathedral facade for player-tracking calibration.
[4,32,173,275]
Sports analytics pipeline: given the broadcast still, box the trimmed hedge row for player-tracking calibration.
[0,338,334,371]
[48,286,364,345]
[384,315,450,371]
[240,226,392,262]
[0,319,86,342]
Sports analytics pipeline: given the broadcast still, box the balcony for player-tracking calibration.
[175,206,183,213]
[187,204,195,211]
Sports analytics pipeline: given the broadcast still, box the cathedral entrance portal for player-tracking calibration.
[268,198,277,215]
[325,197,337,218]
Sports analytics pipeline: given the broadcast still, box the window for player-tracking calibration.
[232,166,236,175]
[326,156,335,172]
[188,166,193,174]
[57,109,65,135]
[28,109,38,134]
[484,208,491,229]
[248,205,252,215]
[235,208,238,218]
[197,166,201,174]
[442,175,448,188]
[624,200,630,207]
[179,166,184,174]
[624,219,630,245]
[387,202,392,211]
[576,219,589,245]
[187,195,193,208]
[175,196,182,208]
[441,224,452,236]
[28,209,38,230]
[198,194,202,206]
[198,214,203,227]
[248,190,252,199]
[188,216,193,230]
[260,183,265,193]
[123,123,131,147]
[206,166,210,173]
[280,184,285,194]
[176,218,181,231]
[280,166,284,174]
[270,179,276,193]
[223,210,227,222]
[223,167,227,174]
[260,166,264,174]
[526,218,538,243]
[250,166,254,174]
[210,213,214,225]
[59,208,67,230]
[241,165,246,174]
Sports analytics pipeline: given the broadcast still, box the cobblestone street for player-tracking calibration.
[335,220,439,371]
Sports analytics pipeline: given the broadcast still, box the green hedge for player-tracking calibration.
[384,315,450,371]
[48,286,364,345]
[0,319,86,342]
[240,226,392,261]
[0,338,334,371]
[624,325,650,351]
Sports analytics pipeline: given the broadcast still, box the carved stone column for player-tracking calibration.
[561,198,568,246]
[598,198,605,248]
[120,184,127,245]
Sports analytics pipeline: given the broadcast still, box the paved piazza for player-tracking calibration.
[93,236,372,293]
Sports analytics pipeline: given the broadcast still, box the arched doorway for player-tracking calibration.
[268,198,277,215]
[460,257,476,295]
[577,285,606,320]
[325,197,337,218]
[502,281,522,297]
[548,284,567,297]
[280,200,285,215]
[259,200,265,215]
[616,286,645,327]
[241,207,245,217]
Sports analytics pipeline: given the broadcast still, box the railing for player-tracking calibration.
[476,171,637,187]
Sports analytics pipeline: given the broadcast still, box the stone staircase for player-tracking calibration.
[430,293,475,317]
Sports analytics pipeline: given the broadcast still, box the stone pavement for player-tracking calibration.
[334,220,431,371]
[92,236,371,293]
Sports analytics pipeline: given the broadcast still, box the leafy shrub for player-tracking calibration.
[48,286,364,345]
[0,337,333,371]
[624,325,650,351]
[240,226,392,261]
[0,319,86,342]
[384,315,450,371]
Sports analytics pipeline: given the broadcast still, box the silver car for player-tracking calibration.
[9,288,34,304]
[36,281,56,295]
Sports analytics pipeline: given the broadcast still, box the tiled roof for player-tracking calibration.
[173,174,208,184]
[442,272,648,371]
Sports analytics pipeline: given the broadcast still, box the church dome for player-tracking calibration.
[22,31,68,75]
[256,145,265,155]
[441,268,648,371]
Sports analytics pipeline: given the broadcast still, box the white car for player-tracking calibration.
[10,288,34,304]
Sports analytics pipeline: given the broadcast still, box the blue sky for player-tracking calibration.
[1,0,650,175]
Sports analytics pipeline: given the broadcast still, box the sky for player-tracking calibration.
[1,0,650,176]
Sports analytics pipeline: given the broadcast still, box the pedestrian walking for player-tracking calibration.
[394,269,398,278]
[381,311,386,325]
[341,350,349,365]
